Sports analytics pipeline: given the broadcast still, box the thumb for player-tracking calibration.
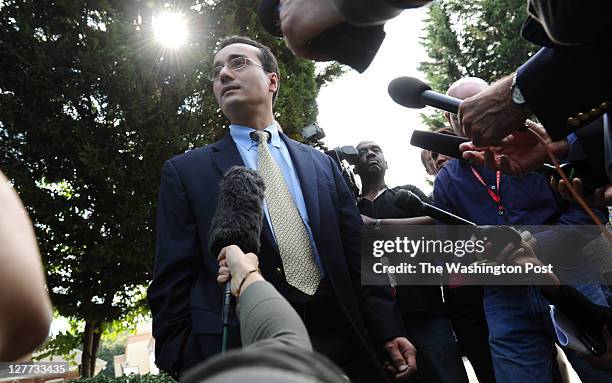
[385,341,408,371]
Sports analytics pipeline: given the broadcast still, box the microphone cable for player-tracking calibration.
[524,122,612,245]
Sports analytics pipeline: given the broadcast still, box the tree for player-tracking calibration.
[418,0,539,130]
[0,0,340,375]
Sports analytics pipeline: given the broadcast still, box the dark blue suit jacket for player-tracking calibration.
[147,133,404,377]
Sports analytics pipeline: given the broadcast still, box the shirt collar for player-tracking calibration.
[359,186,388,202]
[229,122,281,151]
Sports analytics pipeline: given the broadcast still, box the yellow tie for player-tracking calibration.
[253,130,321,295]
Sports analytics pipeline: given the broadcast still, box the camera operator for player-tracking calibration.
[354,140,469,382]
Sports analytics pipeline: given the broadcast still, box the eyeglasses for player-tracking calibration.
[210,56,266,81]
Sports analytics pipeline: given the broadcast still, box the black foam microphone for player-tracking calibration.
[410,130,469,159]
[388,76,461,113]
[257,0,386,73]
[394,189,475,226]
[209,166,265,350]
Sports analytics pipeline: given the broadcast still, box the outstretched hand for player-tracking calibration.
[217,245,260,296]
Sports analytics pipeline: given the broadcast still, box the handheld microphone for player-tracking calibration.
[257,0,386,73]
[209,166,265,351]
[394,190,522,261]
[394,189,475,226]
[410,130,469,158]
[388,76,461,113]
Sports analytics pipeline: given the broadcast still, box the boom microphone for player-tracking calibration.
[394,189,475,226]
[388,76,461,113]
[410,130,469,159]
[257,0,385,73]
[209,166,266,352]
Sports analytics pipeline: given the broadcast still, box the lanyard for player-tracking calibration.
[470,166,506,215]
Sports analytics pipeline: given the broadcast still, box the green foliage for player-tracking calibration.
[418,0,539,129]
[71,373,175,383]
[96,332,129,377]
[0,0,342,362]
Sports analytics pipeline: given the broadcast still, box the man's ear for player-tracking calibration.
[269,72,279,94]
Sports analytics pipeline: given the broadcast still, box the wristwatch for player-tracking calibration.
[510,72,526,105]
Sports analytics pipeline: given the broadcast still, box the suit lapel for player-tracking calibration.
[281,134,321,244]
[210,134,244,175]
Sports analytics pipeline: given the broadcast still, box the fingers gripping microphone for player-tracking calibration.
[394,189,476,226]
[388,76,461,114]
[257,0,386,73]
[209,166,266,352]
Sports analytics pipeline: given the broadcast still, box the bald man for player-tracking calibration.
[434,78,612,383]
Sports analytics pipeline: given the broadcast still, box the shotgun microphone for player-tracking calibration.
[394,189,475,226]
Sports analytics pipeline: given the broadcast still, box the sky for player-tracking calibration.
[316,7,434,194]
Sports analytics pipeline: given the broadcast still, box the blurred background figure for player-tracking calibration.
[0,169,52,361]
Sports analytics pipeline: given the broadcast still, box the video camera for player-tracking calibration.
[301,123,360,199]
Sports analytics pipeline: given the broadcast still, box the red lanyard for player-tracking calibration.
[470,166,506,215]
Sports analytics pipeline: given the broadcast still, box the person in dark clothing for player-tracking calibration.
[355,140,469,383]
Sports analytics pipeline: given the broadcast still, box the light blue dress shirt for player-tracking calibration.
[229,122,324,274]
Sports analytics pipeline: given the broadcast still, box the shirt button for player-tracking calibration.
[276,267,283,277]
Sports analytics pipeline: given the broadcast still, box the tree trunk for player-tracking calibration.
[90,322,102,377]
[81,321,94,378]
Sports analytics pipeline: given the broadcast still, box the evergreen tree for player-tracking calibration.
[418,0,539,130]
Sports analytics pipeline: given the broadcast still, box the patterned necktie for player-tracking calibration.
[252,130,321,295]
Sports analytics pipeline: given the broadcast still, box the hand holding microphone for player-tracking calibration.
[208,166,265,351]
[217,245,262,298]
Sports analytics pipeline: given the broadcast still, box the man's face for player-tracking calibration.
[211,43,277,118]
[432,151,451,173]
[356,141,387,178]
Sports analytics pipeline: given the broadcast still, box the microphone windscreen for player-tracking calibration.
[410,130,468,159]
[388,77,431,108]
[209,166,266,257]
[257,0,283,37]
[394,189,424,215]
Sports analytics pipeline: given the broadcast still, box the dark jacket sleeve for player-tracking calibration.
[328,155,407,343]
[525,0,612,46]
[331,0,430,26]
[516,40,611,141]
[147,159,203,377]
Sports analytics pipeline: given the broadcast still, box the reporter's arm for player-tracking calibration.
[0,170,52,361]
[238,280,312,351]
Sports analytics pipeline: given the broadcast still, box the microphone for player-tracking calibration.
[394,190,523,261]
[410,130,469,159]
[388,76,461,114]
[257,0,386,73]
[394,189,475,226]
[209,166,266,351]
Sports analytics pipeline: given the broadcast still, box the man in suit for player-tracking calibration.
[148,36,415,382]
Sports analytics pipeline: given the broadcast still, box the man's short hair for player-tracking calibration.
[215,36,280,103]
